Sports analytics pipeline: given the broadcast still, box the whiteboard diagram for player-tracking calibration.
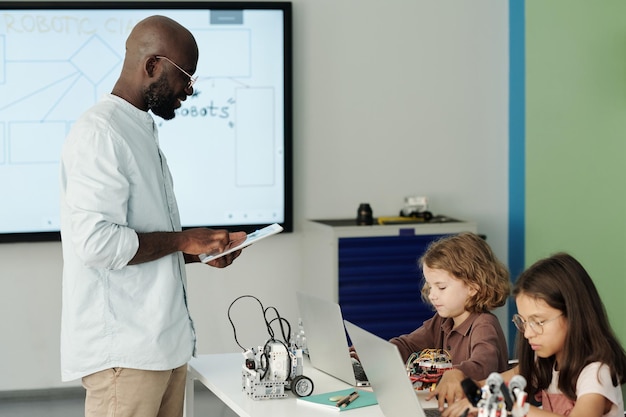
[0,8,287,233]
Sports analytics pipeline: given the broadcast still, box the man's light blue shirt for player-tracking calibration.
[60,94,195,381]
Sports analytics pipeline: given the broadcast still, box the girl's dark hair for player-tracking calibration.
[419,232,510,312]
[513,252,626,400]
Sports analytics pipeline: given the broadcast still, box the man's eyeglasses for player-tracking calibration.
[155,55,197,89]
[512,313,562,335]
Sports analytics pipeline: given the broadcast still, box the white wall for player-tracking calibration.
[0,0,509,391]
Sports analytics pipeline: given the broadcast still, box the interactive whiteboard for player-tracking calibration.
[0,2,293,241]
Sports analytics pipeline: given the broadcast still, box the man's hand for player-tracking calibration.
[181,229,244,255]
[131,228,247,266]
[185,229,247,268]
[205,247,243,268]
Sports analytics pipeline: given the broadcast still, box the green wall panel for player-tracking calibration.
[526,0,626,344]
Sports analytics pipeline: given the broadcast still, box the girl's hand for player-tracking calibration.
[441,398,476,417]
[427,369,467,410]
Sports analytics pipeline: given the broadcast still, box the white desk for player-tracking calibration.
[185,353,386,417]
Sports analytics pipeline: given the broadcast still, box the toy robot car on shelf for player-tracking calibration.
[400,196,433,221]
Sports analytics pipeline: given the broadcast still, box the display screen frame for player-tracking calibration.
[0,1,293,243]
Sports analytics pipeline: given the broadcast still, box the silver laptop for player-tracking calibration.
[344,320,441,417]
[295,291,369,387]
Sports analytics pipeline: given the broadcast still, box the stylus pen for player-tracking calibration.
[335,391,358,407]
[340,392,360,408]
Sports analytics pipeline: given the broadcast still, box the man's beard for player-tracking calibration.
[144,75,178,120]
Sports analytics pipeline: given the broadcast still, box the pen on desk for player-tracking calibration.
[341,391,360,408]
[335,391,357,407]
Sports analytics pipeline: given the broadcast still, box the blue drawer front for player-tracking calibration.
[338,234,448,341]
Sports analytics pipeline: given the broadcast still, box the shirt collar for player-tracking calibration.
[105,93,155,124]
[105,93,158,142]
[440,312,480,336]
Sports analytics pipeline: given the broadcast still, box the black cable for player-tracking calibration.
[227,295,270,351]
[260,340,271,380]
[227,295,293,350]
[266,309,292,344]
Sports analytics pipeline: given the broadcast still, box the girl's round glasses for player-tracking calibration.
[512,313,562,335]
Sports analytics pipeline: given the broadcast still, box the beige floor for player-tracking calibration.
[0,382,238,417]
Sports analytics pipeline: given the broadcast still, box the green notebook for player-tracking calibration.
[297,388,378,411]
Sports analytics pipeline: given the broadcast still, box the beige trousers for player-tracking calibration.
[81,364,187,417]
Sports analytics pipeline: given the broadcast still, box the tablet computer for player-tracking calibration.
[198,223,284,263]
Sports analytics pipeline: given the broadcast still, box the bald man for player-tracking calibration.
[60,16,246,417]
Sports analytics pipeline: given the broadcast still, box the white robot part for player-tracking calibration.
[241,342,313,400]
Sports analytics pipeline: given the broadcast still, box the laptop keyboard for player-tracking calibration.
[351,358,369,382]
[351,358,440,416]
[424,409,441,417]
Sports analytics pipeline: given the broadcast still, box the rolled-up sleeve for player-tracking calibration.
[62,123,138,270]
